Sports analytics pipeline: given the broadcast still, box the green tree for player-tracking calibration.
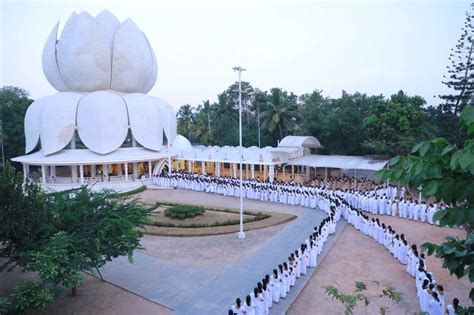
[177,104,194,140]
[323,281,403,315]
[438,4,474,115]
[362,91,429,156]
[375,105,474,311]
[0,86,34,168]
[0,163,151,313]
[260,88,298,141]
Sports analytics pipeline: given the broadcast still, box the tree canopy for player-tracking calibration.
[0,164,151,313]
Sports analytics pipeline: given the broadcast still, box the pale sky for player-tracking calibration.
[0,0,470,110]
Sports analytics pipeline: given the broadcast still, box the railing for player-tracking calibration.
[40,177,151,193]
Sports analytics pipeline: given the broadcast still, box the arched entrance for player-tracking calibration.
[153,159,171,176]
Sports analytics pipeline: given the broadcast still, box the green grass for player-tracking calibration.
[164,205,206,220]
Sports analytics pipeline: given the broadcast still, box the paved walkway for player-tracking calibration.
[99,200,346,314]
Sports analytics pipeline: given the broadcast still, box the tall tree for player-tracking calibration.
[0,86,34,168]
[362,91,429,156]
[438,4,474,115]
[177,104,194,140]
[260,88,298,141]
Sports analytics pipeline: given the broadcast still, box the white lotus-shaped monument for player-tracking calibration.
[13,10,185,191]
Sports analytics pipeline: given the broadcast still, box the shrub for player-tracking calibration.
[164,205,206,220]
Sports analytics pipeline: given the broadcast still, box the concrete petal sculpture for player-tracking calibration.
[14,10,184,191]
[42,10,158,93]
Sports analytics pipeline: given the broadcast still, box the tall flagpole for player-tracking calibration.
[233,66,246,239]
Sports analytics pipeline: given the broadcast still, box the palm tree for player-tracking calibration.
[177,104,194,138]
[260,88,297,140]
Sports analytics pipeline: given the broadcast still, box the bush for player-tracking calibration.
[164,205,206,220]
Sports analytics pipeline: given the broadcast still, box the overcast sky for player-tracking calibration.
[0,0,470,110]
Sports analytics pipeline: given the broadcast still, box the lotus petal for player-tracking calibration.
[77,91,128,154]
[142,38,158,93]
[40,92,82,155]
[24,97,46,153]
[56,11,111,92]
[165,104,177,144]
[95,10,120,49]
[111,18,153,93]
[123,93,164,151]
[42,21,70,92]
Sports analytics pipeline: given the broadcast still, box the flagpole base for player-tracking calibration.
[238,231,246,239]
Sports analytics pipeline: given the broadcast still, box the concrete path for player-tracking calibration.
[99,203,346,314]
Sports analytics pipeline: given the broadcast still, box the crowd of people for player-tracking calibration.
[228,189,343,315]
[343,207,460,315]
[154,172,444,226]
[153,171,459,314]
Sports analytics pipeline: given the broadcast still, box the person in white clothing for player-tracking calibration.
[243,295,256,315]
[446,298,459,315]
[428,291,444,315]
[231,297,245,315]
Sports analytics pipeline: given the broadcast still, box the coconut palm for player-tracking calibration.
[260,88,298,140]
[177,104,194,138]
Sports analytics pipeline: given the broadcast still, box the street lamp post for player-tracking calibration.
[233,66,246,239]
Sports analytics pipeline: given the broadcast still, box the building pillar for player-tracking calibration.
[50,165,56,178]
[233,163,237,178]
[291,165,294,179]
[251,164,255,179]
[187,160,192,173]
[125,163,129,181]
[263,165,268,181]
[23,164,27,183]
[41,165,46,184]
[324,167,328,180]
[306,166,310,180]
[282,165,286,181]
[201,161,205,175]
[71,165,78,183]
[245,164,249,179]
[117,163,123,176]
[102,164,108,179]
[79,165,84,184]
[269,165,275,183]
[217,163,221,177]
[91,165,96,177]
[149,161,152,178]
[133,162,138,179]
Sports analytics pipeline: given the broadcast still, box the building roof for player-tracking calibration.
[278,136,321,148]
[287,154,388,171]
[12,147,175,166]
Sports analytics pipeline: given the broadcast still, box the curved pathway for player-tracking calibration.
[98,190,346,314]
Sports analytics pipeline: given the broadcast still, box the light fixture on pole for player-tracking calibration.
[233,66,246,239]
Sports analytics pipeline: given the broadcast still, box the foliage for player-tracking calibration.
[374,105,474,309]
[0,297,10,315]
[164,204,206,219]
[108,185,147,198]
[438,4,474,116]
[323,281,403,315]
[259,88,298,140]
[0,86,34,168]
[10,280,55,313]
[176,84,450,156]
[362,91,430,156]
[0,163,151,313]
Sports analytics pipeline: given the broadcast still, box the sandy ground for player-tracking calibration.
[0,267,170,315]
[139,221,290,267]
[288,216,470,315]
